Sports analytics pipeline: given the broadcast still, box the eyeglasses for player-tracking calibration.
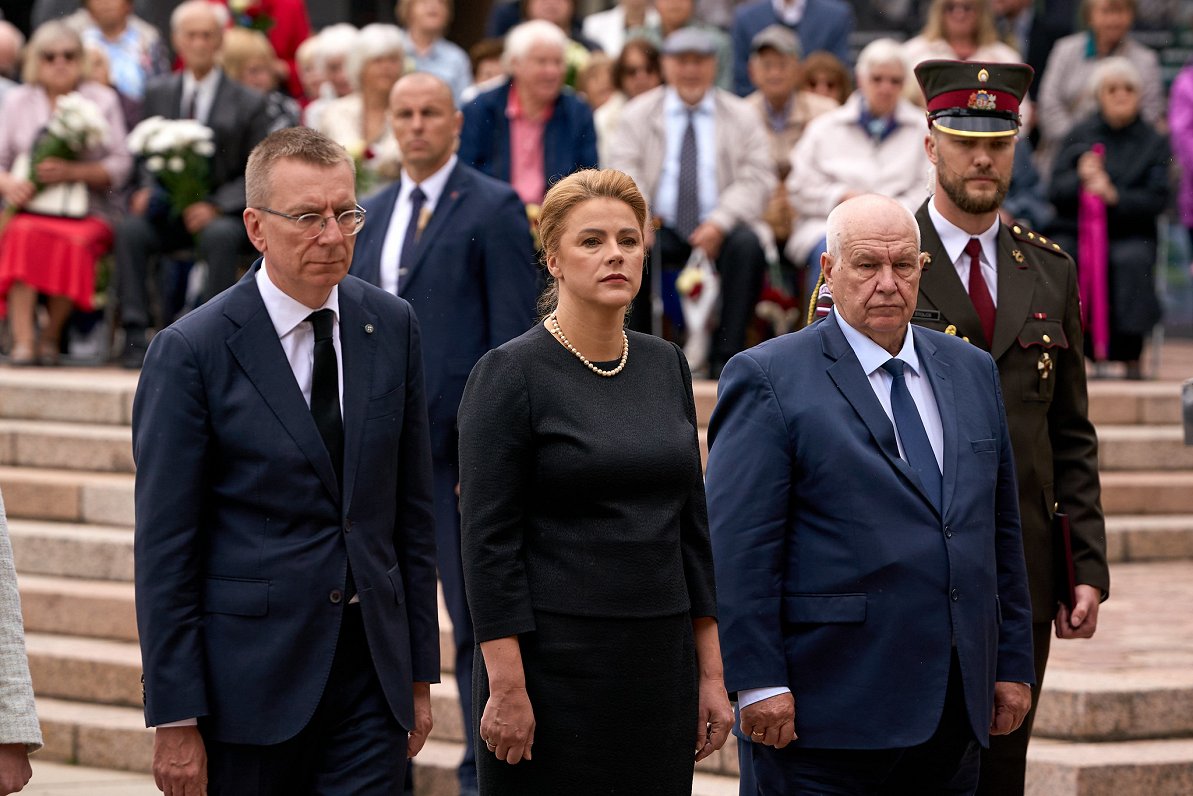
[257,206,367,238]
[623,65,654,77]
[41,50,80,63]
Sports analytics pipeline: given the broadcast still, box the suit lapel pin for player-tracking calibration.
[364,323,375,334]
[945,324,957,335]
[1038,351,1053,380]
[1012,249,1024,263]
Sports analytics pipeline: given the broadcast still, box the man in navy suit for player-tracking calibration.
[133,127,439,794]
[351,72,538,796]
[707,194,1034,793]
[731,0,854,95]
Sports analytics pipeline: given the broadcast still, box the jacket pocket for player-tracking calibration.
[365,381,406,419]
[203,576,269,616]
[783,593,866,624]
[1017,320,1067,403]
[971,438,997,453]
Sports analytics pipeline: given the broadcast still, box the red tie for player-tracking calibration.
[966,238,996,345]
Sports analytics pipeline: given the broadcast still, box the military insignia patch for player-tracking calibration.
[945,324,957,336]
[968,90,997,111]
[1012,249,1024,263]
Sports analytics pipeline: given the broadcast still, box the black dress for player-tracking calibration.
[457,323,717,795]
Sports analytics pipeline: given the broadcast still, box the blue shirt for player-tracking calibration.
[654,88,718,229]
[400,33,472,104]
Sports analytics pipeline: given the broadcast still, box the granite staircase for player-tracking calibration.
[2,367,1192,794]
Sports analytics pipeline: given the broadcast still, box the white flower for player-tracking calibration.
[168,156,186,172]
[195,141,215,157]
[146,155,165,172]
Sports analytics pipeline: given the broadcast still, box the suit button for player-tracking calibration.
[951,589,960,602]
[329,589,343,604]
[945,526,953,538]
[343,519,353,534]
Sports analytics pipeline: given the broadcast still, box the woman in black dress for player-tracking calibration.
[457,168,732,794]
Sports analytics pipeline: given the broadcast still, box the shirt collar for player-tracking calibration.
[927,198,1000,268]
[832,308,921,377]
[183,66,220,95]
[399,154,457,208]
[256,261,340,340]
[772,0,806,25]
[664,86,715,117]
[506,81,553,123]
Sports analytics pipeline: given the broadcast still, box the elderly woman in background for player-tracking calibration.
[315,23,404,189]
[0,21,130,366]
[801,50,852,105]
[1036,0,1163,174]
[901,0,1021,102]
[397,0,472,102]
[460,20,597,207]
[1048,57,1167,379]
[786,38,929,292]
[302,23,357,128]
[594,38,661,165]
[222,28,299,132]
[65,0,169,125]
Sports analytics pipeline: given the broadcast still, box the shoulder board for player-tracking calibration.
[1008,223,1069,258]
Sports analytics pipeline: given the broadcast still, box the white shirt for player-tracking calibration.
[654,89,718,229]
[738,309,944,712]
[180,67,221,123]
[772,0,807,26]
[928,197,1000,307]
[379,155,457,296]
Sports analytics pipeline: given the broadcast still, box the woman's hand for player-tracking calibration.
[35,156,76,185]
[480,682,535,764]
[694,675,733,762]
[1,175,35,207]
[1076,151,1104,184]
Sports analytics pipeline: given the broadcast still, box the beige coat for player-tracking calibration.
[0,489,42,752]
[607,85,775,237]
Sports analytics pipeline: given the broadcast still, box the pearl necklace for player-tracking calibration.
[549,314,629,377]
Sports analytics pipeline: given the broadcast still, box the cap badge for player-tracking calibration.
[968,89,997,111]
[978,68,989,83]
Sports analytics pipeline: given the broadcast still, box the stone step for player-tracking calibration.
[37,697,153,774]
[0,369,136,426]
[19,575,138,642]
[1100,472,1193,515]
[1026,737,1193,796]
[1107,515,1193,563]
[1097,426,1193,471]
[25,632,142,709]
[0,466,134,527]
[7,519,134,581]
[0,419,134,473]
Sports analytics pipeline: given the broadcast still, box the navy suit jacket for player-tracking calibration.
[731,0,854,96]
[458,81,598,192]
[350,162,539,461]
[706,313,1034,749]
[132,263,440,744]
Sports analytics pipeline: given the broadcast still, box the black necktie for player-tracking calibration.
[400,186,427,273]
[675,109,699,239]
[307,309,343,490]
[881,359,941,512]
[182,89,197,120]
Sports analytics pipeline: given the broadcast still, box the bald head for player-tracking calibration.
[389,71,463,181]
[825,194,920,260]
[390,71,455,110]
[0,20,24,78]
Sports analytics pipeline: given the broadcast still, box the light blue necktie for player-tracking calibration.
[881,359,941,512]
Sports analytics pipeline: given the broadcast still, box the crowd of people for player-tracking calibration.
[0,0,1186,376]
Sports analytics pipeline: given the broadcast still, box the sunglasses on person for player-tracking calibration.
[623,64,655,77]
[41,50,80,63]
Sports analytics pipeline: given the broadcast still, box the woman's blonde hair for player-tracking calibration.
[23,21,87,86]
[921,0,1002,47]
[221,27,276,84]
[536,168,648,318]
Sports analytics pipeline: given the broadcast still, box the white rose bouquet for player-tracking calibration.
[126,116,216,217]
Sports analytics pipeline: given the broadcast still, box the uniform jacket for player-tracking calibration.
[132,264,440,743]
[707,315,1034,748]
[914,201,1109,620]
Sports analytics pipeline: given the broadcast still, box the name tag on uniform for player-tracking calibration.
[912,309,942,322]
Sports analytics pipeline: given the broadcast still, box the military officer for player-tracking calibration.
[911,59,1110,796]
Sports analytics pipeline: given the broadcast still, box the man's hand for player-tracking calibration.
[129,187,152,217]
[152,725,207,795]
[0,743,32,795]
[479,682,535,765]
[688,221,726,260]
[989,681,1031,736]
[407,681,434,758]
[182,201,220,235]
[1055,584,1101,640]
[694,676,733,762]
[740,692,797,748]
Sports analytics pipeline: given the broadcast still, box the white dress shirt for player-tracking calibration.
[653,89,718,229]
[180,67,221,123]
[928,197,1000,308]
[738,309,944,712]
[379,155,457,296]
[772,0,807,26]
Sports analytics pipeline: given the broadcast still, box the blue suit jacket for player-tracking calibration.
[706,314,1034,749]
[132,264,440,744]
[731,0,854,96]
[459,81,598,192]
[351,162,539,461]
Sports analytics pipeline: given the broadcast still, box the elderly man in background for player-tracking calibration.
[113,0,270,368]
[460,19,597,207]
[708,193,1035,794]
[731,0,854,95]
[608,27,774,377]
[0,489,42,796]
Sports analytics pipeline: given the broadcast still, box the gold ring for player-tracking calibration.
[750,729,764,736]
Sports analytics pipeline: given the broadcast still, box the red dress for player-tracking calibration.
[0,212,113,314]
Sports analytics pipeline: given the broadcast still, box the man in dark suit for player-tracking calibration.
[132,127,439,794]
[351,71,538,796]
[114,0,270,368]
[730,0,854,95]
[911,59,1109,796]
[707,193,1035,793]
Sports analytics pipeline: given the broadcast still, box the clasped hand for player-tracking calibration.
[740,692,797,748]
[480,684,535,764]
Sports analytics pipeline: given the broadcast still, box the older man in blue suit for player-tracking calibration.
[731,0,854,95]
[351,72,538,796]
[707,194,1034,794]
[133,127,440,794]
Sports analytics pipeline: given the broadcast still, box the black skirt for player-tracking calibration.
[474,611,697,795]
